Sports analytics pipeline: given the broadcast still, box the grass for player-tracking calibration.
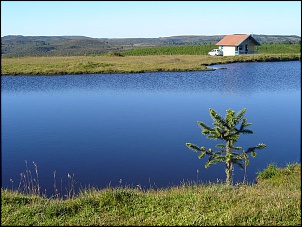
[1,163,301,226]
[121,44,217,56]
[1,53,300,75]
[121,44,301,56]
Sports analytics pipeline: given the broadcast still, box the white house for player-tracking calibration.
[216,34,261,56]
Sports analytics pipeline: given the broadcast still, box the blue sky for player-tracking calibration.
[1,1,301,38]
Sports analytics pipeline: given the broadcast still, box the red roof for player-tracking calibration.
[216,34,260,46]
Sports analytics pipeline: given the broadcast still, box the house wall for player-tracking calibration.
[219,40,257,56]
[219,46,236,56]
[238,39,256,53]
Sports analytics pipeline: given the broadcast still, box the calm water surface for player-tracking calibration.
[1,61,300,196]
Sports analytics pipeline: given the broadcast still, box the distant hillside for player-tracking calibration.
[1,34,300,57]
[1,35,118,57]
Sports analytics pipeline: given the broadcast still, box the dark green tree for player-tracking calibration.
[186,108,266,185]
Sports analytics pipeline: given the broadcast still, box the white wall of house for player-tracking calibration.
[219,46,236,56]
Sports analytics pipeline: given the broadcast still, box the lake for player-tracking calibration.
[1,61,300,197]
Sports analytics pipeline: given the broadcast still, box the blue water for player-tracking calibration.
[1,61,301,197]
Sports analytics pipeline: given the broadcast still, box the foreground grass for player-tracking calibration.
[1,53,300,75]
[1,163,300,226]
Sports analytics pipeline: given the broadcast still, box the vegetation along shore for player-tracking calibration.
[1,163,300,226]
[1,44,300,75]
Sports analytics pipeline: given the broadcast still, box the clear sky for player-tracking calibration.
[1,1,301,38]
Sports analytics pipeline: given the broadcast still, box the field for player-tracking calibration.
[1,44,300,75]
[121,44,300,56]
[1,163,300,226]
[1,53,300,75]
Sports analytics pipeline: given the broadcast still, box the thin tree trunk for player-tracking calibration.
[225,141,233,185]
[225,162,232,185]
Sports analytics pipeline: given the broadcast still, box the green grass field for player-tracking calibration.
[1,53,300,75]
[121,44,300,56]
[1,163,300,226]
[1,44,300,75]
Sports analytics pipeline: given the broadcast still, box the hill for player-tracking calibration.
[1,34,300,57]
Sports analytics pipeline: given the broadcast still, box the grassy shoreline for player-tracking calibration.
[1,163,300,226]
[1,53,300,75]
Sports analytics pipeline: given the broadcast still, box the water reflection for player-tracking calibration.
[2,61,300,95]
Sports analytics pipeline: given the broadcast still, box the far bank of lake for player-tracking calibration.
[1,53,300,75]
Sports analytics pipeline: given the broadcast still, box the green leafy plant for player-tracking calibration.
[256,163,278,180]
[186,108,266,185]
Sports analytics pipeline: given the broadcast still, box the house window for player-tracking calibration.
[220,46,224,49]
